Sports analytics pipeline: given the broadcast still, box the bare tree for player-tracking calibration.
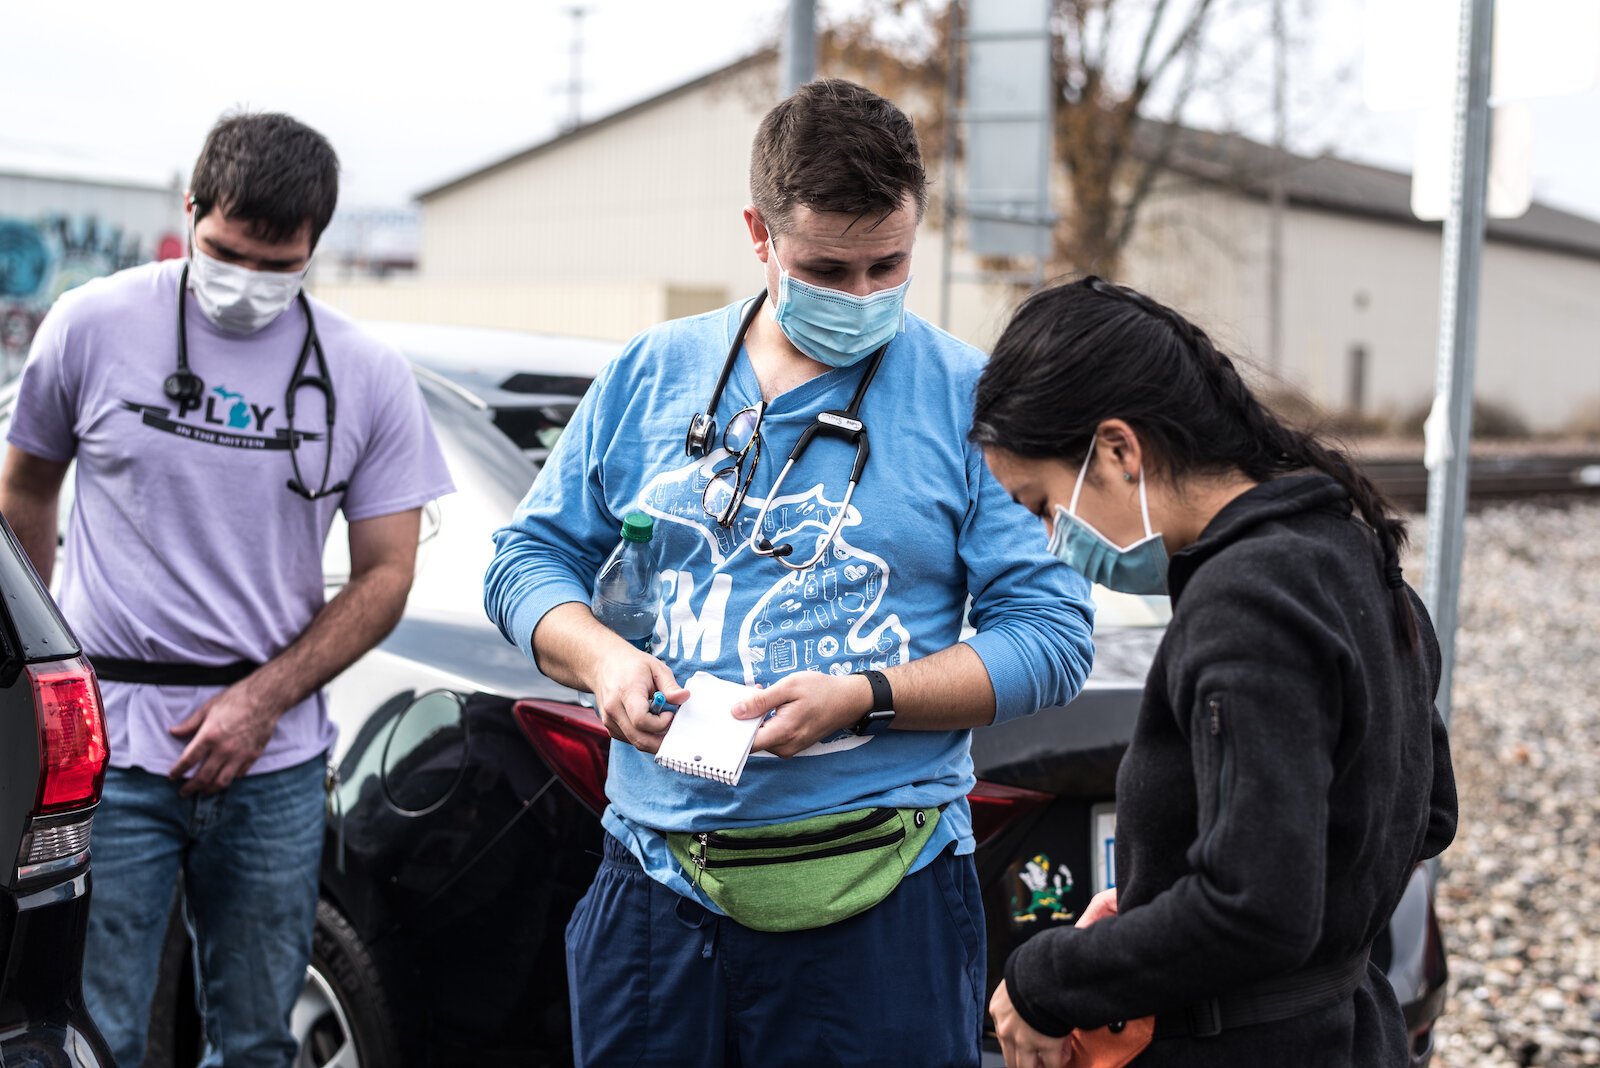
[818,0,1287,279]
[1054,0,1217,276]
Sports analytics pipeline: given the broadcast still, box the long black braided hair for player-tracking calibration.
[971,276,1419,649]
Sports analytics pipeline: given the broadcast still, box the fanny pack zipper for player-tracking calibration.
[704,807,898,850]
[694,827,906,871]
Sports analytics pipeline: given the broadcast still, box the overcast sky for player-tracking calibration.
[3,0,1596,221]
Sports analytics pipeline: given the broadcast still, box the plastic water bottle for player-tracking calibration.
[591,512,660,651]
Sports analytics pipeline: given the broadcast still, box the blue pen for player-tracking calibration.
[650,691,680,715]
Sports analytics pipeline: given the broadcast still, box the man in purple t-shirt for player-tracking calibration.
[0,113,454,1067]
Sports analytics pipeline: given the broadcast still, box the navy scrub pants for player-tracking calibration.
[565,832,986,1067]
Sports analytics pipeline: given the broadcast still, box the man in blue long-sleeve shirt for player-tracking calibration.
[485,79,1095,1067]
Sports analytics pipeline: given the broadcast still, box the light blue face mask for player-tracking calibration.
[1047,441,1170,595]
[768,237,909,368]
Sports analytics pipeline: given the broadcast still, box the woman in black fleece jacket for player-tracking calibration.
[970,278,1457,1068]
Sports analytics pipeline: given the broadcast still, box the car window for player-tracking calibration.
[322,372,525,588]
[415,374,543,509]
[488,374,592,458]
[1089,587,1172,628]
[490,400,583,460]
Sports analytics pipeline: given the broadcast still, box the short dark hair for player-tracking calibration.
[189,112,340,247]
[750,78,927,235]
[971,277,1419,649]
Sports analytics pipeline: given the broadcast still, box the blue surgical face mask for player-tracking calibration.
[768,237,909,368]
[1047,441,1170,595]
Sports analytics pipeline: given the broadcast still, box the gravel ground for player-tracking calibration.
[1415,500,1600,1067]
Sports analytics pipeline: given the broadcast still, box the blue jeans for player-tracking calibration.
[83,755,326,1068]
[566,834,986,1067]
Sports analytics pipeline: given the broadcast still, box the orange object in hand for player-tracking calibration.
[1060,1017,1155,1068]
[1060,889,1155,1067]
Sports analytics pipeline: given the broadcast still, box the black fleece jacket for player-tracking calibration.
[1005,474,1457,1067]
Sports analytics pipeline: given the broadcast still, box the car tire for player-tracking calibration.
[293,899,401,1068]
[145,895,398,1068]
[142,889,201,1068]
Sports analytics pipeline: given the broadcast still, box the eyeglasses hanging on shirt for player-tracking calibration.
[687,288,892,571]
[169,258,347,502]
[701,402,768,526]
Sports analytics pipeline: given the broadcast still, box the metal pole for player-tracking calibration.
[781,0,818,97]
[1422,0,1495,731]
[939,1,962,330]
[1266,0,1287,373]
[564,6,590,131]
[1033,0,1052,290]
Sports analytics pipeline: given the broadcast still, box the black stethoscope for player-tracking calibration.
[169,264,347,501]
[685,290,888,570]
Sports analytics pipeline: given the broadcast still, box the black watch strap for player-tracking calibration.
[850,670,895,736]
[857,669,894,712]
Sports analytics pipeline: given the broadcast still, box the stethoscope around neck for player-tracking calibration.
[169,264,348,501]
[684,290,889,570]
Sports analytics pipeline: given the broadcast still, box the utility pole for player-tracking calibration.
[1266,0,1287,374]
[564,6,590,131]
[939,1,962,330]
[781,0,818,97]
[1422,0,1495,731]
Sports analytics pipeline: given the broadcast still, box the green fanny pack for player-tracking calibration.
[666,806,942,933]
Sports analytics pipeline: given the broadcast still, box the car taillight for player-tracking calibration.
[16,656,108,882]
[512,699,610,816]
[967,780,1053,849]
[32,657,109,813]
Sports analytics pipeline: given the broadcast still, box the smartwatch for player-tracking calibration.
[849,669,895,736]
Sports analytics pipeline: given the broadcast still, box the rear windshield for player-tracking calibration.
[0,518,79,663]
[492,402,581,457]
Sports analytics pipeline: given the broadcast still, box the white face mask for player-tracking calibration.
[187,224,309,334]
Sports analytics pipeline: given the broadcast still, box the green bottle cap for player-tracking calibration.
[620,512,654,542]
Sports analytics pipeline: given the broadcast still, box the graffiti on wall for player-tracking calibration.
[0,215,182,369]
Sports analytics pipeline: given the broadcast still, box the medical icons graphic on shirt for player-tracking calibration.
[643,453,749,561]
[740,523,908,705]
[636,445,912,760]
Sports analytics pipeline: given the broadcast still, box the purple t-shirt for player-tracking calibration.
[9,259,455,776]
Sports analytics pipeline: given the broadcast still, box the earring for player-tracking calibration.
[1123,471,1134,482]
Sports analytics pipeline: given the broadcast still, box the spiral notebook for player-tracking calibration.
[655,672,765,786]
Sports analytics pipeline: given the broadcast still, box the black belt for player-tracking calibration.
[90,656,262,687]
[1154,948,1372,1040]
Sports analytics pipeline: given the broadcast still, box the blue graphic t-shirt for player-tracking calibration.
[486,300,1094,903]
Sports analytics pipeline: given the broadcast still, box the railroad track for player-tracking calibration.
[1360,453,1600,510]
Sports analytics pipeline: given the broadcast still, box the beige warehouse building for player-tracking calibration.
[316,52,1600,433]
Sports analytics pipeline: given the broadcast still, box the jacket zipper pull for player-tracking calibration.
[1207,698,1222,736]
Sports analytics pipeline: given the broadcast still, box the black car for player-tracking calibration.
[6,323,1442,1067]
[0,512,114,1066]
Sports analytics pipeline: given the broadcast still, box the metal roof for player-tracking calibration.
[1141,122,1600,262]
[416,51,775,202]
[0,145,175,193]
